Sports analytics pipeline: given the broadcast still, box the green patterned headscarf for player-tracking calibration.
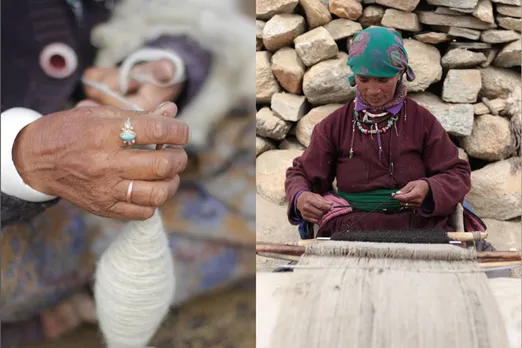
[346,26,415,87]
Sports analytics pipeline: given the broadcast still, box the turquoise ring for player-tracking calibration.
[120,117,136,146]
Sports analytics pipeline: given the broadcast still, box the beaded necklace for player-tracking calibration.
[349,97,400,161]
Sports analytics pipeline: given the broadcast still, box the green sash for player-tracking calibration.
[337,189,401,212]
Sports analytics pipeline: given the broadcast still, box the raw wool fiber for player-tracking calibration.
[94,209,175,348]
[270,241,510,348]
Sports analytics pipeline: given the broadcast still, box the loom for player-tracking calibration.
[256,228,522,348]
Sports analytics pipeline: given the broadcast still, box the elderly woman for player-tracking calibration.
[285,26,474,238]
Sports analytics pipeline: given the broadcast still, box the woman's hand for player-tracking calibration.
[296,192,333,224]
[393,180,430,209]
[83,59,184,110]
[12,102,189,220]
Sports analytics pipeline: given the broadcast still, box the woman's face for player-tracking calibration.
[355,74,401,107]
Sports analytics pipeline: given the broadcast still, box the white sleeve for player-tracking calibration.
[1,108,58,202]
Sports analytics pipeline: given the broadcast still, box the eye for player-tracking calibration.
[358,77,369,83]
[378,78,390,83]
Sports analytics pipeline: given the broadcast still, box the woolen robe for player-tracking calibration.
[285,97,472,237]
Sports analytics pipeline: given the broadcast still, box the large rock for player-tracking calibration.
[473,0,495,24]
[323,19,362,40]
[479,66,522,99]
[381,9,422,32]
[296,104,343,146]
[481,30,520,43]
[460,114,513,161]
[271,47,306,94]
[271,93,309,122]
[417,11,497,29]
[256,51,281,104]
[447,27,482,40]
[256,20,265,51]
[294,27,339,67]
[441,48,487,69]
[409,92,474,136]
[426,0,478,8]
[256,136,276,156]
[442,69,482,103]
[481,218,521,251]
[375,0,420,12]
[303,53,356,105]
[263,14,306,52]
[360,5,385,28]
[256,149,304,204]
[414,32,451,44]
[458,148,469,161]
[300,0,332,28]
[465,159,521,220]
[493,39,522,68]
[279,136,306,150]
[256,0,299,20]
[256,107,292,141]
[497,16,522,31]
[329,0,363,20]
[496,4,522,18]
[403,39,443,92]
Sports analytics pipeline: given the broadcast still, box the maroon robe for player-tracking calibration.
[285,97,472,237]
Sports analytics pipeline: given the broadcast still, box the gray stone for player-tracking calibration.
[303,53,356,105]
[449,42,493,49]
[460,114,513,161]
[329,0,363,21]
[278,137,306,150]
[465,159,521,220]
[427,0,478,9]
[256,51,281,104]
[497,16,522,31]
[263,14,306,52]
[256,136,276,156]
[479,49,499,68]
[473,0,495,24]
[256,0,299,20]
[493,39,522,67]
[442,69,482,103]
[300,0,332,28]
[481,29,520,43]
[360,5,385,28]
[491,0,521,5]
[496,4,522,18]
[479,66,522,99]
[296,104,343,146]
[441,48,488,69]
[256,107,292,141]
[403,39,443,92]
[294,27,339,67]
[448,27,482,39]
[375,0,420,12]
[381,9,422,32]
[271,47,306,94]
[323,19,362,40]
[414,32,452,44]
[409,92,474,136]
[417,11,497,29]
[271,93,309,122]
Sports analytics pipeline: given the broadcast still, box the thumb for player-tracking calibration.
[396,181,416,196]
[131,60,175,85]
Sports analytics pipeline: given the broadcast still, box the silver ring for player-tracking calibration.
[126,180,135,203]
[120,117,136,146]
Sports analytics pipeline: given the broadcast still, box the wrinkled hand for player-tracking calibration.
[296,192,333,224]
[83,59,183,110]
[12,102,189,220]
[393,180,430,209]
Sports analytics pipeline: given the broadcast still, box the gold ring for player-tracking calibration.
[126,180,135,203]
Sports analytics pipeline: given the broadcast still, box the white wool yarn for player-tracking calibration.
[94,209,175,348]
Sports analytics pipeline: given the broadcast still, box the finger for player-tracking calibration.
[126,83,182,111]
[303,204,324,218]
[310,197,333,212]
[114,176,180,207]
[108,202,156,220]
[75,99,100,107]
[304,216,319,224]
[115,147,188,180]
[393,182,416,197]
[394,189,420,203]
[131,60,174,84]
[112,104,189,146]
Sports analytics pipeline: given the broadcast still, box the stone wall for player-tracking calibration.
[255,0,522,234]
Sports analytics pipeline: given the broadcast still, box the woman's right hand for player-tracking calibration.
[12,102,189,220]
[296,192,333,224]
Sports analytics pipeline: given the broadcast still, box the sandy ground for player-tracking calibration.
[256,194,299,272]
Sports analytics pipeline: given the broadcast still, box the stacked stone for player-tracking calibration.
[256,0,522,235]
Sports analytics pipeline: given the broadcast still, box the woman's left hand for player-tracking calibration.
[82,59,184,110]
[393,180,430,209]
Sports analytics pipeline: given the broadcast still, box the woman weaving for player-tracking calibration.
[285,27,473,238]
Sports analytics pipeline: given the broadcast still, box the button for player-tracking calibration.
[39,43,78,79]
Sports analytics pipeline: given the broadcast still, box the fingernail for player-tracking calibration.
[156,101,177,116]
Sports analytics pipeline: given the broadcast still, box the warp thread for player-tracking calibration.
[94,209,175,348]
[270,241,510,348]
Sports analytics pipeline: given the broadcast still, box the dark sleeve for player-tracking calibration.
[284,114,339,223]
[143,35,213,112]
[419,113,472,218]
[1,192,60,227]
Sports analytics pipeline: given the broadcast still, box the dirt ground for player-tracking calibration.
[14,277,255,348]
